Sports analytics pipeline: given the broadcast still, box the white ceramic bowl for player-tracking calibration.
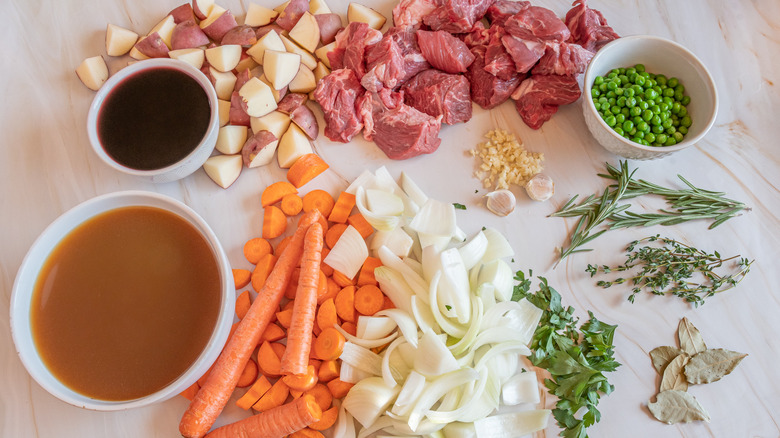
[87,59,219,183]
[582,35,718,160]
[10,191,233,410]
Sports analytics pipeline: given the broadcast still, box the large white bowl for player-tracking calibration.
[87,59,219,183]
[582,35,718,160]
[10,191,233,411]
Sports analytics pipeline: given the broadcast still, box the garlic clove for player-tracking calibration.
[525,173,554,202]
[484,189,516,216]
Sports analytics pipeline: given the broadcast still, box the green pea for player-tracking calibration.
[633,116,644,125]
[619,75,629,85]
[615,87,625,96]
[667,77,679,88]
[678,126,688,135]
[672,118,680,127]
[616,114,626,124]
[681,115,692,127]
[626,67,636,75]
[607,71,618,78]
[645,89,658,100]
[623,88,635,97]
[606,91,617,99]
[678,107,688,117]
[618,67,626,74]
[645,132,656,143]
[606,81,618,91]
[627,98,638,109]
[617,96,627,107]
[629,127,638,136]
[621,108,630,117]
[674,90,684,101]
[591,88,600,98]
[656,133,668,144]
[662,119,673,129]
[673,132,684,142]
[637,121,649,132]
[639,101,650,110]
[645,79,656,88]
[666,126,677,135]
[629,106,641,117]
[594,76,605,85]
[651,115,662,126]
[635,75,646,86]
[656,75,667,85]
[671,102,681,114]
[652,124,664,134]
[601,102,611,111]
[663,88,675,98]
[659,102,670,112]
[681,96,691,106]
[642,110,653,122]
[614,127,624,136]
[665,137,677,146]
[632,84,644,94]
[611,106,621,115]
[605,115,617,126]
[675,84,685,94]
[632,136,644,144]
[599,83,608,92]
[635,64,646,72]
[650,105,661,114]
[623,120,634,131]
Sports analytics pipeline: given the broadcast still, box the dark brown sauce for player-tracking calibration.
[31,206,221,401]
[97,68,211,170]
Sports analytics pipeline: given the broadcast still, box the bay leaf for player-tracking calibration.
[660,353,690,392]
[650,346,685,374]
[648,390,711,424]
[685,348,748,384]
[678,317,707,356]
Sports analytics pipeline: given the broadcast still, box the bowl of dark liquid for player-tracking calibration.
[87,59,219,183]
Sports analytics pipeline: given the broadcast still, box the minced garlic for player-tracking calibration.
[469,129,544,190]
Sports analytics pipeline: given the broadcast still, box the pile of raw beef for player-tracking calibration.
[313,0,618,159]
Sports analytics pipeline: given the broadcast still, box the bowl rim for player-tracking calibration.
[9,190,233,411]
[86,58,219,180]
[582,34,719,154]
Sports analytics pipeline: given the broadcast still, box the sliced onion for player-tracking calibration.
[402,256,424,277]
[356,186,400,231]
[346,169,377,195]
[376,308,420,348]
[392,370,426,417]
[476,259,514,302]
[335,323,399,349]
[448,296,483,356]
[411,295,437,334]
[324,224,368,278]
[438,248,471,324]
[501,370,540,405]
[357,315,397,340]
[377,246,429,302]
[400,171,429,208]
[409,198,456,238]
[366,188,405,216]
[417,231,452,252]
[442,422,477,438]
[334,401,357,438]
[381,336,407,387]
[375,165,419,216]
[473,410,551,438]
[413,329,459,377]
[476,283,497,311]
[425,367,489,425]
[340,361,374,383]
[375,266,414,315]
[428,271,467,338]
[340,341,384,376]
[472,327,532,354]
[421,244,442,283]
[343,376,401,428]
[370,227,414,258]
[407,368,480,431]
[458,230,488,271]
[481,227,514,262]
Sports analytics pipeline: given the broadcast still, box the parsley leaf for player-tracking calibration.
[453,203,467,210]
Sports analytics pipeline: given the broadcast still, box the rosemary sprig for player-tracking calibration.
[551,162,748,261]
[586,235,753,307]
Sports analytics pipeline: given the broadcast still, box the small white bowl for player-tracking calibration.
[582,35,718,160]
[87,59,219,183]
[10,191,233,410]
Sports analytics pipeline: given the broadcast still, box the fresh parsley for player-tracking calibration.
[453,203,467,210]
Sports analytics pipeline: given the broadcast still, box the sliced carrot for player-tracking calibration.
[381,295,395,311]
[233,268,251,289]
[287,153,330,188]
[251,253,278,292]
[332,270,355,288]
[261,181,298,207]
[237,358,259,388]
[290,389,304,399]
[335,285,356,322]
[288,428,325,438]
[304,383,333,412]
[274,235,293,258]
[308,358,322,374]
[259,322,285,343]
[340,321,357,336]
[285,267,301,300]
[354,284,384,316]
[210,395,321,438]
[282,364,318,392]
[235,290,252,320]
[309,406,338,431]
[179,210,322,438]
[257,341,282,377]
[316,298,339,332]
[262,205,287,239]
[327,191,356,224]
[276,308,294,328]
[326,378,354,399]
[282,299,296,312]
[180,382,200,401]
[313,326,345,361]
[316,213,329,236]
[270,342,287,360]
[235,375,272,410]
[318,277,340,305]
[356,256,382,286]
[317,360,339,383]
[320,247,334,276]
[281,222,324,376]
[302,190,335,218]
[243,237,272,264]
[280,193,303,216]
[252,379,290,412]
[317,270,328,300]
[324,223,348,249]
[347,212,374,238]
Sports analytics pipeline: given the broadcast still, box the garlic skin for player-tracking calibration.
[484,189,516,216]
[525,173,554,202]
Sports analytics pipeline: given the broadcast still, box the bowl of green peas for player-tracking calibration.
[582,35,718,160]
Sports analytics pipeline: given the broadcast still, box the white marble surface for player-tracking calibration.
[2,0,779,437]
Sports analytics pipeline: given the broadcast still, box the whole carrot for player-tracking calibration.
[204,394,322,438]
[281,222,324,376]
[180,210,322,438]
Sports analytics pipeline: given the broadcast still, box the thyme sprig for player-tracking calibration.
[551,162,748,262]
[586,235,753,307]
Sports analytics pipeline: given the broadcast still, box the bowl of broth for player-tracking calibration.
[86,59,219,183]
[10,191,234,410]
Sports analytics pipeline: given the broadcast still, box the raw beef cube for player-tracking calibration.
[393,0,438,29]
[416,30,475,73]
[486,0,530,27]
[511,74,581,129]
[461,21,490,47]
[482,26,515,80]
[313,69,365,142]
[402,69,472,124]
[362,34,407,92]
[356,89,404,141]
[531,41,594,76]
[565,0,619,52]
[328,22,383,78]
[466,46,524,109]
[505,6,571,42]
[373,104,442,160]
[386,27,430,82]
[501,33,546,73]
[423,0,496,34]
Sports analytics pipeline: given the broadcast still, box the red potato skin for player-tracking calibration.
[256,24,285,40]
[291,105,319,140]
[171,20,210,50]
[242,130,278,167]
[135,32,169,58]
[277,93,308,114]
[221,25,257,46]
[169,3,197,24]
[315,14,343,45]
[192,0,212,20]
[230,92,251,126]
[275,0,309,31]
[202,10,238,41]
[234,69,252,93]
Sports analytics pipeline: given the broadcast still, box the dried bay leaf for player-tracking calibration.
[650,346,685,374]
[685,348,748,384]
[648,390,711,424]
[660,353,689,392]
[678,317,707,356]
